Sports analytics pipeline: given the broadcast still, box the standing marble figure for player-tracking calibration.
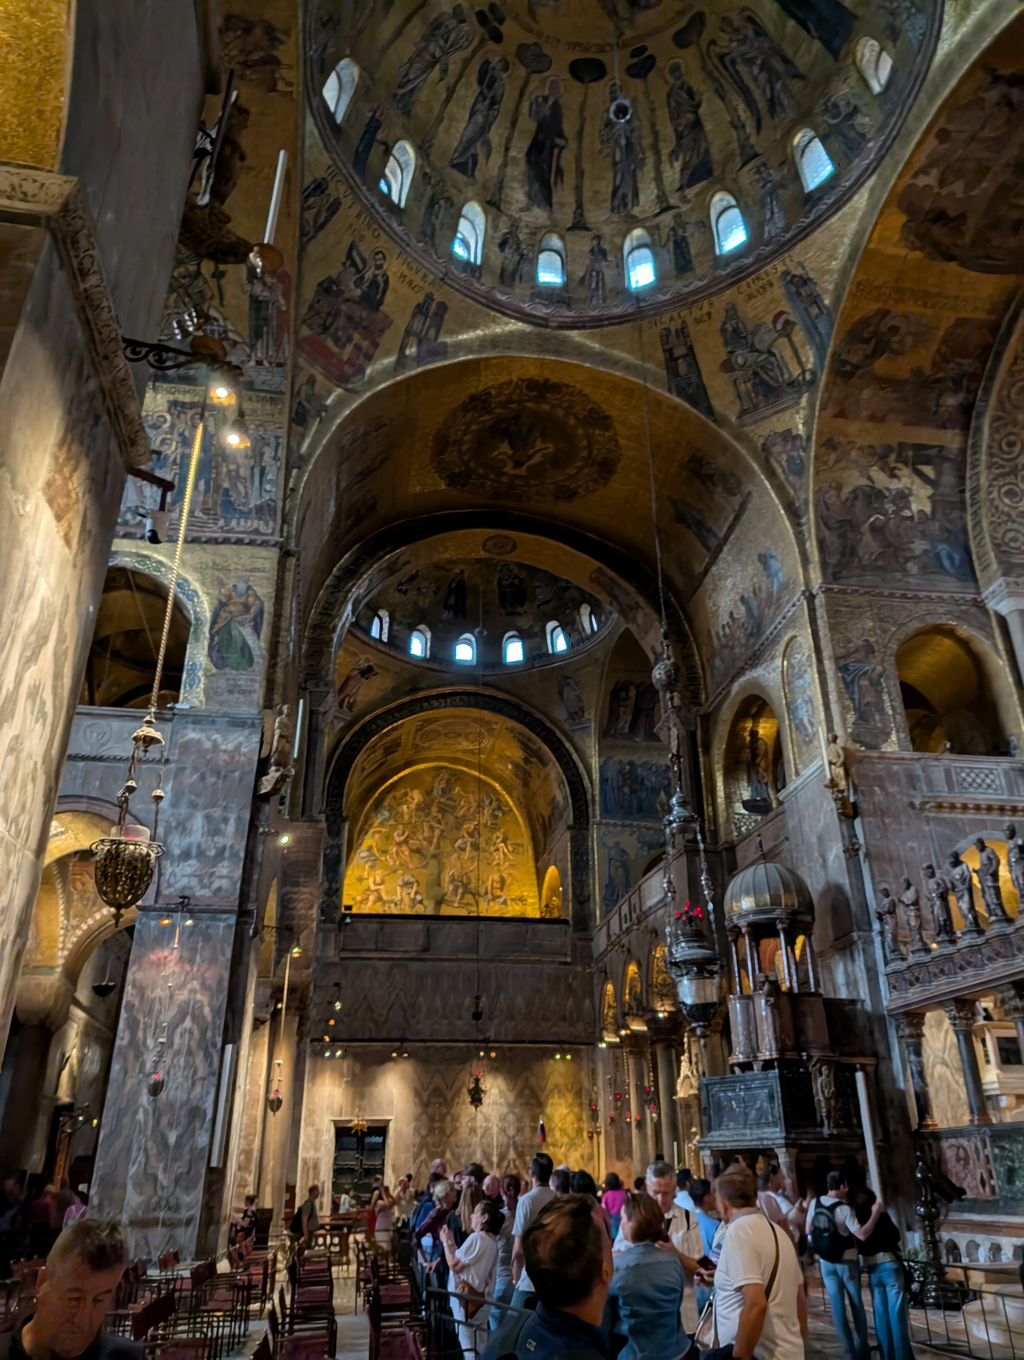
[922,862,954,941]
[974,838,1010,922]
[949,851,982,935]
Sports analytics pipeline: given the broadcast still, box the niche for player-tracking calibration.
[724,696,784,837]
[79,567,189,709]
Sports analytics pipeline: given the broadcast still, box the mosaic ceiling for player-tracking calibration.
[306,0,939,325]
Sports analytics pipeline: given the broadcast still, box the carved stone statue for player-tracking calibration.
[949,850,982,935]
[876,886,901,963]
[825,732,848,797]
[899,876,928,956]
[258,703,294,796]
[1005,823,1024,905]
[974,837,1011,923]
[922,862,954,942]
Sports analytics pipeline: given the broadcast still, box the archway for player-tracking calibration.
[79,566,189,709]
[897,627,1006,755]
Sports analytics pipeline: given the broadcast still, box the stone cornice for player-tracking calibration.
[815,583,983,606]
[0,163,150,469]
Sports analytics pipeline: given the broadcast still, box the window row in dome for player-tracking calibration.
[369,608,597,663]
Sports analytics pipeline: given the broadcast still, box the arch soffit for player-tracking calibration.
[292,356,798,648]
[108,548,210,708]
[808,15,1024,584]
[302,513,705,705]
[324,687,593,832]
[804,8,1024,493]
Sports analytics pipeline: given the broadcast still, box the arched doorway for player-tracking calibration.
[897,627,1007,755]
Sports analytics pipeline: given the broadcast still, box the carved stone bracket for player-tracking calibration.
[0,162,150,469]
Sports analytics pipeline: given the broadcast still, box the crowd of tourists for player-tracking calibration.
[398,1154,912,1360]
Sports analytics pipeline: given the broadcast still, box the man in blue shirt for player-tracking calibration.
[690,1178,721,1313]
[484,1194,623,1360]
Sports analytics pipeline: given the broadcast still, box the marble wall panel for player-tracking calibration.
[90,911,237,1258]
[923,1008,971,1130]
[298,1047,596,1193]
[0,1,202,1060]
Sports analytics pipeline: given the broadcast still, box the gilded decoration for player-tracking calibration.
[430,377,622,503]
[343,763,541,916]
[0,1,70,170]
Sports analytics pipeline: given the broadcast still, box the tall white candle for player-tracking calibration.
[264,150,288,246]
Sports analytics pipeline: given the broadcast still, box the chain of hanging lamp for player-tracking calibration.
[91,365,245,926]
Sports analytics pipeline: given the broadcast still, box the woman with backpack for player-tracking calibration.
[854,1189,913,1360]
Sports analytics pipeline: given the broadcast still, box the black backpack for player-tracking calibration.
[289,1204,306,1235]
[809,1199,849,1264]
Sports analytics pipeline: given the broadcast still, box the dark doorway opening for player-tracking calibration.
[333,1122,387,1198]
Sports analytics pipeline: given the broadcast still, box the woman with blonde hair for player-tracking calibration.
[448,1180,483,1248]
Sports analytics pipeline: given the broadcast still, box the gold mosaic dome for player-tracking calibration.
[306,0,939,326]
[723,858,814,927]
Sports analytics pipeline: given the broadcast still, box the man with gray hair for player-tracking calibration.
[0,1219,140,1360]
[612,1160,703,1273]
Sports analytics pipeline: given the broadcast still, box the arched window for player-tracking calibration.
[856,36,893,95]
[503,632,525,664]
[536,234,566,287]
[454,633,476,664]
[322,57,359,124]
[409,626,430,659]
[546,621,569,654]
[452,202,485,266]
[370,609,389,642]
[624,229,656,290]
[579,603,599,635]
[711,192,748,255]
[379,141,416,208]
[793,129,835,192]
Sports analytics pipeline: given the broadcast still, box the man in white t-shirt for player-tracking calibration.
[805,1172,882,1360]
[707,1162,805,1360]
[510,1153,555,1310]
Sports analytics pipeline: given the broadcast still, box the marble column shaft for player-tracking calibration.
[653,1041,682,1166]
[895,1012,936,1131]
[944,1000,993,1127]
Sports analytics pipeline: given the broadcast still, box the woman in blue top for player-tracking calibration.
[607,1192,686,1360]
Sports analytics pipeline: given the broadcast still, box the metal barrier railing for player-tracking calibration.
[424,1285,532,1360]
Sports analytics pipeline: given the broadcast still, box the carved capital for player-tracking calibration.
[0,161,150,470]
[943,998,978,1033]
[893,1011,927,1044]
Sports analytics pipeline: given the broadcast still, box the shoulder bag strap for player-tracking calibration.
[764,1220,781,1303]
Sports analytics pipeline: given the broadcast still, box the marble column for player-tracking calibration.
[944,999,993,1126]
[653,1041,682,1167]
[987,589,1024,685]
[625,1043,646,1178]
[894,1011,937,1131]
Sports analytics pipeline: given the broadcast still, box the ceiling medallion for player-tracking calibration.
[431,377,621,504]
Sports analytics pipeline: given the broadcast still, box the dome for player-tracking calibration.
[723,858,814,928]
[307,0,939,327]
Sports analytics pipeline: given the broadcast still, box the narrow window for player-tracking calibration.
[452,202,485,266]
[546,621,569,654]
[536,234,566,287]
[793,129,835,192]
[322,58,359,124]
[624,229,656,290]
[370,609,389,642]
[379,140,416,208]
[579,603,599,635]
[856,36,893,95]
[409,627,430,659]
[503,632,525,664]
[711,192,748,255]
[455,633,476,664]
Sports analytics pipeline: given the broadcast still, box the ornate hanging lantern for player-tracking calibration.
[468,1071,486,1109]
[91,726,166,925]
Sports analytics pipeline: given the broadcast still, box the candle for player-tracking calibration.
[818,724,830,776]
[264,150,288,247]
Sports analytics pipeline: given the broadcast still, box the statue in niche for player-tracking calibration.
[580,234,610,305]
[899,876,927,954]
[824,733,848,798]
[393,7,471,116]
[973,838,1011,923]
[876,886,901,962]
[524,77,567,211]
[949,850,982,935]
[449,56,510,181]
[665,63,713,194]
[1006,824,1024,905]
[258,704,294,795]
[600,85,645,214]
[743,723,772,813]
[922,862,954,941]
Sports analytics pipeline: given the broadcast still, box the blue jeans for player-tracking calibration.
[821,1259,869,1360]
[695,1283,713,1315]
[867,1259,913,1360]
[489,1278,514,1330]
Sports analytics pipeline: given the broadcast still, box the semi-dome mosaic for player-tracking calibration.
[306,0,939,327]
